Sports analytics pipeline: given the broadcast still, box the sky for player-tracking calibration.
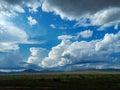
[0,0,120,72]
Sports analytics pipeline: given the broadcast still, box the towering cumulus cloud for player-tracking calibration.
[28,31,120,70]
[28,48,49,64]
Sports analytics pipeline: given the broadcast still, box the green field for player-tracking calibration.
[0,72,120,90]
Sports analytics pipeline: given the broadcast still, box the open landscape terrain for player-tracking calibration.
[0,0,120,90]
[0,71,120,90]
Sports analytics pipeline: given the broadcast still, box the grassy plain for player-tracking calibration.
[0,71,120,90]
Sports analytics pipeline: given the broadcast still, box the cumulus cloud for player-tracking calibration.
[95,31,120,52]
[42,0,120,28]
[77,30,93,38]
[27,31,120,70]
[27,48,49,65]
[27,16,37,26]
[40,38,72,68]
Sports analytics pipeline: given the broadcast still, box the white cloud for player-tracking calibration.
[95,31,120,52]
[0,43,19,52]
[27,1,41,13]
[49,24,71,30]
[77,30,93,38]
[50,24,56,29]
[5,0,41,13]
[13,5,25,13]
[98,23,114,31]
[27,48,49,65]
[91,8,120,25]
[0,0,45,53]
[27,31,120,69]
[0,21,43,53]
[4,0,43,13]
[0,23,28,43]
[0,1,17,17]
[114,24,119,30]
[0,19,28,52]
[58,35,73,41]
[27,16,37,26]
[40,38,72,68]
[0,1,25,18]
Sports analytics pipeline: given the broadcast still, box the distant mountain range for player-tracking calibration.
[21,69,40,73]
[0,69,62,75]
[0,68,120,75]
[0,69,39,75]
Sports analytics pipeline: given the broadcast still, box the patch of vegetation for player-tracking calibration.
[0,73,120,90]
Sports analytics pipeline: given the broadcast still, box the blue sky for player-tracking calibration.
[0,0,120,72]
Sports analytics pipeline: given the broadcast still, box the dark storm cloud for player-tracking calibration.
[42,0,120,25]
[5,0,42,4]
[43,0,120,16]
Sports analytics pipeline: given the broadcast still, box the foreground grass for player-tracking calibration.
[0,72,120,90]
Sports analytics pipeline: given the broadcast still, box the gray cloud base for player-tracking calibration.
[42,0,120,28]
[42,0,120,18]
